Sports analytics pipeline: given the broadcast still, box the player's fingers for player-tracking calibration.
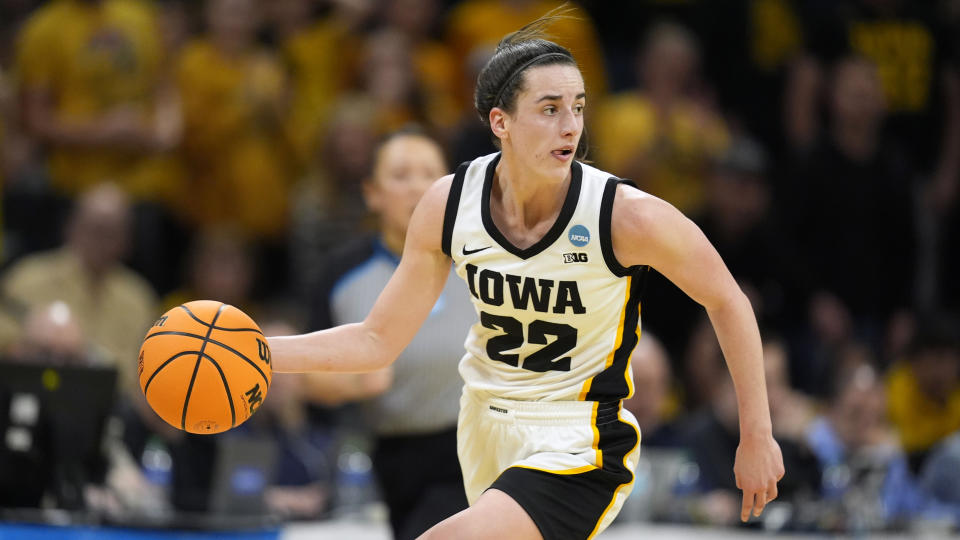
[740,491,754,522]
[767,481,779,503]
[753,492,767,517]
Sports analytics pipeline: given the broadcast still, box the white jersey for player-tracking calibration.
[443,152,648,402]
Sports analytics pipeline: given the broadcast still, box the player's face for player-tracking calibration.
[365,135,446,238]
[502,64,585,179]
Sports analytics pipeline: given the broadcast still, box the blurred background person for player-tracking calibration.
[289,95,380,297]
[175,0,294,296]
[806,363,960,531]
[268,0,370,166]
[781,55,917,393]
[162,226,257,315]
[6,301,93,366]
[379,0,460,140]
[15,0,181,204]
[622,331,683,449]
[304,128,473,539]
[594,21,729,217]
[0,183,156,395]
[886,314,960,473]
[13,0,184,294]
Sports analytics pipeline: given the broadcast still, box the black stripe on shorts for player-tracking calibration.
[489,403,638,540]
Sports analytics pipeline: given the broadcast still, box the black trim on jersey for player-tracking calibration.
[586,270,646,402]
[491,410,638,540]
[599,178,645,277]
[481,154,583,260]
[442,161,470,258]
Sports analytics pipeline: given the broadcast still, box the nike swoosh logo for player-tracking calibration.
[462,245,491,255]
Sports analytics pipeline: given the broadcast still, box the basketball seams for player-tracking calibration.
[205,355,237,428]
[181,303,227,431]
[143,350,208,395]
[179,304,265,335]
[144,330,269,387]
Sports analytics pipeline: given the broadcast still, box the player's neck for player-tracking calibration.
[493,157,569,231]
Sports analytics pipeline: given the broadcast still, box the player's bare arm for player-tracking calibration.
[610,184,785,521]
[269,176,454,374]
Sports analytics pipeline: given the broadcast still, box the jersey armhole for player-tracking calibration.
[441,161,470,258]
[600,177,646,278]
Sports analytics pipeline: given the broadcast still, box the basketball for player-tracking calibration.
[138,300,272,434]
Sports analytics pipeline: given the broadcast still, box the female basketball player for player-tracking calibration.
[270,15,784,540]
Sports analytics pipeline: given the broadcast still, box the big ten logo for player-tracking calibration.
[153,315,168,327]
[563,252,588,264]
[256,338,271,366]
[138,350,144,377]
[244,383,264,414]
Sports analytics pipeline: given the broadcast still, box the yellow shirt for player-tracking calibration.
[177,41,293,238]
[414,40,462,131]
[887,362,960,454]
[1,248,158,393]
[593,93,729,214]
[15,0,171,200]
[281,20,356,164]
[445,0,608,105]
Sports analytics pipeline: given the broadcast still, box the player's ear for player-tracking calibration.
[489,107,509,142]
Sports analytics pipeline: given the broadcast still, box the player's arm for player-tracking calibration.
[269,176,453,374]
[610,185,785,522]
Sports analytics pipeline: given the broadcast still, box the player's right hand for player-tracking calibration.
[733,432,785,522]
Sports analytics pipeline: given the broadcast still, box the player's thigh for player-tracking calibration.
[417,488,542,540]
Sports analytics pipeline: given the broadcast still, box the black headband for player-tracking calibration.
[492,52,571,109]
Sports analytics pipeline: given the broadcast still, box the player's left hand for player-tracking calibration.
[733,432,785,522]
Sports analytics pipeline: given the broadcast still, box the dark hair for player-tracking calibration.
[474,7,588,158]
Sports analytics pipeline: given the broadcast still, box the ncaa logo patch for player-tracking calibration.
[568,225,590,247]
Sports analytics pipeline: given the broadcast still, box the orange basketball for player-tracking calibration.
[138,300,272,434]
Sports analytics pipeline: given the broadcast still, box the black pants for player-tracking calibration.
[372,427,468,540]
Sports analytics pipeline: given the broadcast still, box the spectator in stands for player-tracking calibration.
[289,96,379,296]
[0,183,157,395]
[162,226,257,315]
[269,0,370,165]
[594,21,729,216]
[807,364,960,531]
[15,0,181,202]
[7,301,92,366]
[176,0,293,241]
[623,332,683,448]
[380,0,460,137]
[764,339,817,442]
[781,55,917,382]
[359,28,433,135]
[887,314,960,471]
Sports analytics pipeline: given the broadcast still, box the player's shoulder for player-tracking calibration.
[608,180,683,240]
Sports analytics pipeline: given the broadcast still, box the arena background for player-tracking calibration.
[0,0,959,538]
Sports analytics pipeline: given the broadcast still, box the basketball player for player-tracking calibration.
[271,15,784,540]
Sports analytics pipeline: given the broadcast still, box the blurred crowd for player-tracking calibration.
[0,0,959,536]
